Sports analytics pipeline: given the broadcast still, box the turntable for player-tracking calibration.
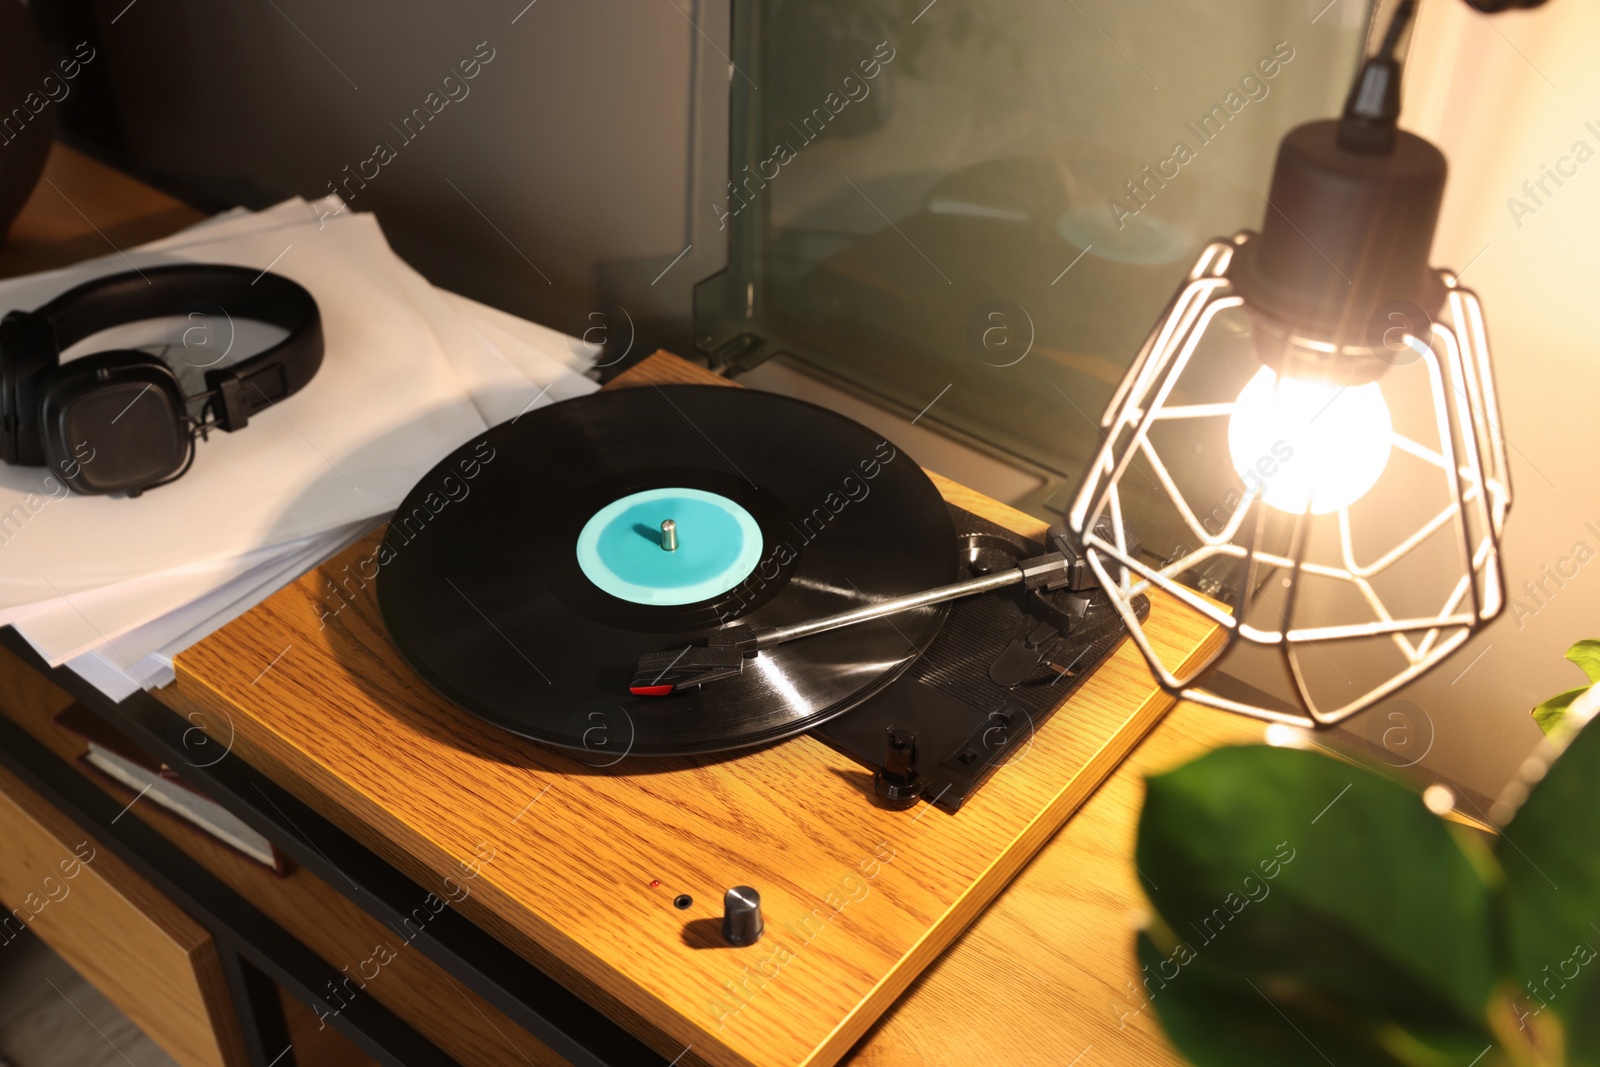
[376,370,1150,810]
[166,353,1222,1067]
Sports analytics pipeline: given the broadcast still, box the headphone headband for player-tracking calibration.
[1,263,325,495]
[34,264,323,431]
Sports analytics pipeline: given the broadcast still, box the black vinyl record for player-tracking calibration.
[377,386,958,756]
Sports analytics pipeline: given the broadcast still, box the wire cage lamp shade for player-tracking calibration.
[1065,234,1511,727]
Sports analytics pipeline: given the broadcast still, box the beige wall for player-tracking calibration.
[88,0,728,351]
[1343,0,1600,797]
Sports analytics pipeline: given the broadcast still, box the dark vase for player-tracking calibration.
[0,0,57,243]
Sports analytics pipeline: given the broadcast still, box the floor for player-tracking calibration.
[0,929,178,1067]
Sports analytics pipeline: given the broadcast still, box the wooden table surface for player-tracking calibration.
[2,143,1265,1067]
[0,145,205,279]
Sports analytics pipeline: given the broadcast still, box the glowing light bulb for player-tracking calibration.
[1227,365,1392,515]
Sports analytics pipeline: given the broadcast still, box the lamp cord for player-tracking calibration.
[1378,0,1418,59]
[1337,0,1418,153]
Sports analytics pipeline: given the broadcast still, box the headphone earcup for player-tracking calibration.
[39,352,190,495]
[0,310,62,467]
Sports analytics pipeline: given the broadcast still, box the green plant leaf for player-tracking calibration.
[1136,933,1502,1067]
[1136,746,1498,1051]
[1530,640,1600,735]
[1567,640,1600,684]
[1499,714,1600,1064]
[1566,980,1600,1066]
[1533,686,1589,737]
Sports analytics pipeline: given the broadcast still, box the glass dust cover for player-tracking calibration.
[695,0,1376,522]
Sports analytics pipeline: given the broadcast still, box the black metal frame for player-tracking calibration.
[0,628,666,1067]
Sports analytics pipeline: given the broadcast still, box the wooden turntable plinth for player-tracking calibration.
[163,352,1222,1067]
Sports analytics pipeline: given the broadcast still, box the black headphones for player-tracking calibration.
[1,264,322,496]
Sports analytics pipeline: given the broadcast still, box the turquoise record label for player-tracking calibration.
[575,487,764,606]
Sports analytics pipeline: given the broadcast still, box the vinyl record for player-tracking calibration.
[377,385,958,756]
